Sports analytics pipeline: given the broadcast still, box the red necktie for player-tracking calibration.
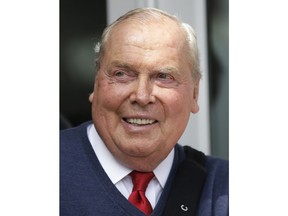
[128,171,155,216]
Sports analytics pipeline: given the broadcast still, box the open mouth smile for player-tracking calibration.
[123,118,158,126]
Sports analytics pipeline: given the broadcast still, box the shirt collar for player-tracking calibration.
[87,123,174,188]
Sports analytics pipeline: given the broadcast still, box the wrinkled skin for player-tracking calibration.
[90,18,200,171]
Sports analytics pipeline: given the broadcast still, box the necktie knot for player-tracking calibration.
[128,171,154,215]
[130,171,154,192]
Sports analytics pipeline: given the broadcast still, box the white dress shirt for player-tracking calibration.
[87,123,174,208]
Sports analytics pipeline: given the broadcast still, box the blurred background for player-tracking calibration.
[60,0,228,160]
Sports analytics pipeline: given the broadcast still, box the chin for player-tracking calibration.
[123,144,155,157]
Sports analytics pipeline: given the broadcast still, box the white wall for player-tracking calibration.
[106,0,210,155]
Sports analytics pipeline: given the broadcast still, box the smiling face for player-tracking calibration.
[91,18,200,171]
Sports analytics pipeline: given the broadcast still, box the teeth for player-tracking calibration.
[126,118,156,125]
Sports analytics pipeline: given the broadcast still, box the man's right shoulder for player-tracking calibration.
[60,121,92,137]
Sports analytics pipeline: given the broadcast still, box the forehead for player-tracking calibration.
[101,17,192,75]
[107,17,186,51]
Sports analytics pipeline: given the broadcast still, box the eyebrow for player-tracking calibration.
[158,66,179,74]
[109,60,181,75]
[109,60,134,70]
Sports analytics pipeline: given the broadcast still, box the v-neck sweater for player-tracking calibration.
[60,121,228,216]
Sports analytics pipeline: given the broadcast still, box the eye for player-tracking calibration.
[157,73,174,80]
[154,72,178,87]
[112,70,136,83]
[115,71,125,77]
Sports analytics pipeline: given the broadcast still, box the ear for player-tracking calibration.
[89,92,94,103]
[191,78,200,113]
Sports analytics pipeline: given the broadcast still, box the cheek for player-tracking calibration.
[94,78,130,111]
[160,89,193,117]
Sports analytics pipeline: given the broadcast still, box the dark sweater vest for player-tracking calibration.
[60,121,228,216]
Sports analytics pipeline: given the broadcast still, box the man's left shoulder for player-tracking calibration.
[205,155,229,179]
[204,155,229,195]
[200,156,229,216]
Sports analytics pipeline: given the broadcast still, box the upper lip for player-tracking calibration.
[122,114,158,121]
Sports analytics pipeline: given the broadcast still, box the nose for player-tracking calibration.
[129,76,155,106]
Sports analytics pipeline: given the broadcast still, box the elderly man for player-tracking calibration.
[61,8,228,216]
